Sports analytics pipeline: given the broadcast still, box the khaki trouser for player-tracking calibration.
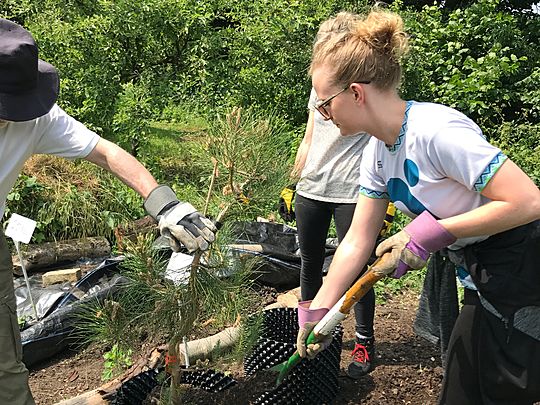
[0,231,35,405]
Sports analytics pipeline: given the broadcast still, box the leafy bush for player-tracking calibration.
[400,0,540,131]
[112,81,152,157]
[491,122,540,186]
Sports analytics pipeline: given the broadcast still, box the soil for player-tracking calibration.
[28,289,445,405]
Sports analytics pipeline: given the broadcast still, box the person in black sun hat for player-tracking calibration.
[0,18,216,404]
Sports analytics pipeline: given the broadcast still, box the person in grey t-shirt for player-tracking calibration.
[289,12,390,379]
[292,85,378,378]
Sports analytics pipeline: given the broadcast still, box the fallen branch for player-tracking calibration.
[54,345,167,405]
[12,237,110,276]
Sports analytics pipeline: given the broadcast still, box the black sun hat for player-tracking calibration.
[0,19,59,122]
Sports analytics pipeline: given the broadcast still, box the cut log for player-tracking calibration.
[12,237,111,276]
[176,326,240,366]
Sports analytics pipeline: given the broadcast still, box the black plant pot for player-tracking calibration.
[244,307,343,405]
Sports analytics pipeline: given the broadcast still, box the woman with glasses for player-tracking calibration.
[296,8,540,405]
[291,12,390,378]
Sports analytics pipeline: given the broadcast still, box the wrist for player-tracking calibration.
[404,211,456,253]
[143,185,179,220]
[297,300,329,327]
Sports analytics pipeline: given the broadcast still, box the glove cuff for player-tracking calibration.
[297,300,329,328]
[404,211,457,253]
[144,185,179,220]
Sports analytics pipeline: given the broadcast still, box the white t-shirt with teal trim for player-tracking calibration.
[0,104,100,218]
[358,101,507,250]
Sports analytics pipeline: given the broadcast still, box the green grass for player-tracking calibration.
[375,267,426,304]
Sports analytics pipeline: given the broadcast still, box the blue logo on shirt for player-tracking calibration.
[387,159,427,215]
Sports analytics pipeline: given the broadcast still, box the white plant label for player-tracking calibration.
[5,213,37,244]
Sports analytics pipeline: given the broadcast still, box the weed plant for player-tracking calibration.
[5,155,143,243]
[102,343,133,381]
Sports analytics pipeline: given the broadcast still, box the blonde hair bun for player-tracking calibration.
[311,9,409,90]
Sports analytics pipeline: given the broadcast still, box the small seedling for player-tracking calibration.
[102,343,133,381]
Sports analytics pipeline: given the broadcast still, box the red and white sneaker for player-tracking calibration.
[347,337,375,379]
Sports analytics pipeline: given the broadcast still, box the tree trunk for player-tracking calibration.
[12,237,110,276]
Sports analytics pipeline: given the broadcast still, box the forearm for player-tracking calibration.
[85,138,158,199]
[291,140,309,179]
[291,112,314,179]
[311,240,374,309]
[310,196,388,309]
[440,199,540,239]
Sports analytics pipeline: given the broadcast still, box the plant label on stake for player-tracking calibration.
[5,213,38,321]
[6,213,37,244]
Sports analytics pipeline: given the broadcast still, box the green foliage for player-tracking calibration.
[113,81,152,157]
[516,67,540,122]
[74,298,134,349]
[102,343,133,381]
[491,122,540,186]
[400,0,540,130]
[233,311,264,362]
[201,107,293,220]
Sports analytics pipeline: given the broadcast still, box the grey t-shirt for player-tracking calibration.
[296,88,370,203]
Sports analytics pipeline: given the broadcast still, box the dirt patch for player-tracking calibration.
[28,345,104,404]
[28,289,444,404]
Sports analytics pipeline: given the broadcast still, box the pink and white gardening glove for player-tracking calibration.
[296,300,330,359]
[373,211,456,279]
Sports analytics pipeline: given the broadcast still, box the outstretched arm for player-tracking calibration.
[311,195,388,309]
[85,138,216,252]
[84,138,158,199]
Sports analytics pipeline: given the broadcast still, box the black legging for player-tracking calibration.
[295,194,375,337]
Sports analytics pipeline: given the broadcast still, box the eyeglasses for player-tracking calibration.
[314,81,371,120]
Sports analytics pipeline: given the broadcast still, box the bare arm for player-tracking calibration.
[290,111,314,180]
[440,159,540,237]
[84,138,158,199]
[311,195,389,309]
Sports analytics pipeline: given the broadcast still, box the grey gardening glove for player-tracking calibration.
[296,300,331,359]
[144,185,217,252]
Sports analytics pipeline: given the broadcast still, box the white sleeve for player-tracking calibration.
[358,138,389,199]
[34,105,100,159]
[426,123,505,191]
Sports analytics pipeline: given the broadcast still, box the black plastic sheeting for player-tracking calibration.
[228,222,335,290]
[20,257,128,367]
[244,307,343,405]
